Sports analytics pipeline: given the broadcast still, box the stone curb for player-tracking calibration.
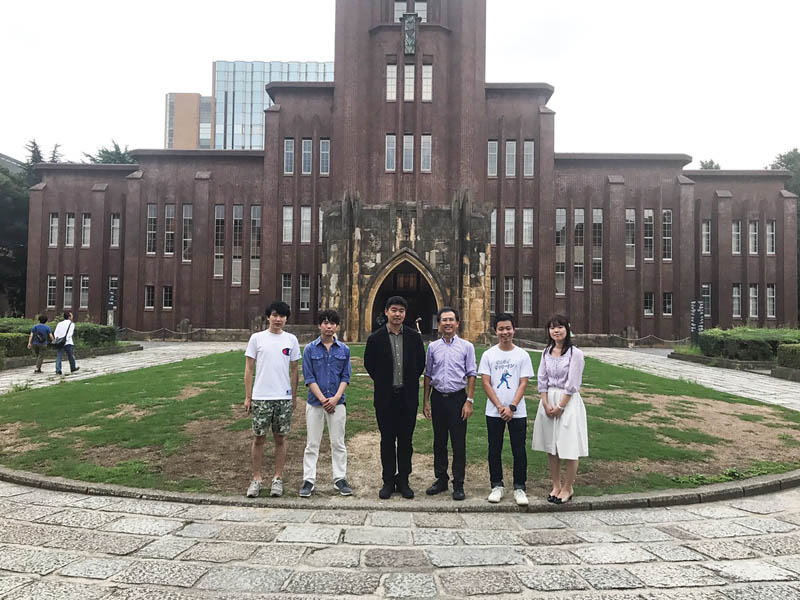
[1,464,798,514]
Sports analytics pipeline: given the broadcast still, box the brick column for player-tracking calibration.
[713,190,732,328]
[123,172,143,330]
[606,175,625,335]
[25,182,47,318]
[675,175,696,337]
[779,189,799,326]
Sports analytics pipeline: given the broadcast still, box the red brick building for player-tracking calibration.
[26,0,798,340]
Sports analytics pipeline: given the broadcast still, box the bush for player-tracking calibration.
[0,318,116,348]
[0,318,36,335]
[0,333,30,358]
[778,344,800,370]
[698,327,800,361]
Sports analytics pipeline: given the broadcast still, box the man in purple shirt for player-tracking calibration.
[422,307,477,501]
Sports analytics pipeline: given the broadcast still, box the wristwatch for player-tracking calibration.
[509,404,517,412]
[466,397,474,404]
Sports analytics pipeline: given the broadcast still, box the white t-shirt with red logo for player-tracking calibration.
[245,330,301,400]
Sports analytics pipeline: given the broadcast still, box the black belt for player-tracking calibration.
[433,388,465,398]
[392,386,404,393]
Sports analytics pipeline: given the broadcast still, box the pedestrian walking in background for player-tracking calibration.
[53,312,79,376]
[27,314,53,373]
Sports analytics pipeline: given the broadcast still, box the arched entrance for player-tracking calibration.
[371,261,439,335]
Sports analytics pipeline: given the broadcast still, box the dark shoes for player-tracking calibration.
[396,482,415,499]
[452,485,465,501]
[426,479,448,496]
[379,482,394,499]
[71,367,80,373]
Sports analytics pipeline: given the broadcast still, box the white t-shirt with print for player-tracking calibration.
[245,330,301,400]
[478,344,535,419]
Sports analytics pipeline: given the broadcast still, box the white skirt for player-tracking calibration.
[532,388,589,460]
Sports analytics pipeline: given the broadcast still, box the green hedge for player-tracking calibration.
[0,318,116,347]
[778,344,800,370]
[698,327,800,361]
[0,333,30,358]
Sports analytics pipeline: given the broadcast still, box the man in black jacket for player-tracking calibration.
[364,295,426,499]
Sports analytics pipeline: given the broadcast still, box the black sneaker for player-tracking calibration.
[298,480,314,498]
[396,482,415,499]
[333,479,352,496]
[71,367,80,373]
[426,479,448,495]
[452,485,466,501]
[378,482,394,499]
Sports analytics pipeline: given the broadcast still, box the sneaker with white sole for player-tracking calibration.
[487,486,504,503]
[514,488,529,506]
[246,479,263,498]
[270,477,284,497]
[298,480,314,497]
[333,479,353,496]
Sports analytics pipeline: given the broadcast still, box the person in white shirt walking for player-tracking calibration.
[53,312,79,376]
[243,301,301,498]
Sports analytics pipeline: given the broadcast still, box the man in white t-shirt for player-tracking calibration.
[244,301,301,498]
[478,313,534,506]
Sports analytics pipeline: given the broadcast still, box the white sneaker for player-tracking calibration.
[246,479,262,498]
[270,477,284,497]
[514,488,529,506]
[487,486,504,503]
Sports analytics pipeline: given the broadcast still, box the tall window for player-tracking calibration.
[282,273,292,305]
[522,277,533,315]
[283,139,295,175]
[250,206,261,292]
[49,213,59,247]
[416,0,427,21]
[522,208,533,246]
[421,134,432,172]
[163,285,173,309]
[663,292,673,316]
[403,135,414,172]
[421,64,432,101]
[65,213,75,247]
[318,208,324,244]
[767,220,776,255]
[574,208,585,289]
[749,220,758,254]
[490,276,496,314]
[555,208,566,294]
[505,140,516,177]
[767,283,776,318]
[144,285,155,309]
[662,209,672,260]
[79,275,89,309]
[47,275,57,308]
[385,134,396,171]
[701,219,711,254]
[214,205,224,277]
[732,220,742,255]
[302,139,312,175]
[164,204,175,255]
[320,139,330,175]
[146,204,157,254]
[110,213,120,248]
[487,141,498,177]
[643,209,654,260]
[592,208,603,282]
[182,205,193,262]
[749,284,759,318]
[300,274,311,311]
[301,206,312,243]
[523,141,534,177]
[644,292,654,316]
[625,209,635,267]
[504,208,515,246]
[490,209,496,245]
[504,276,514,313]
[701,283,711,317]
[282,205,293,243]
[386,64,397,101]
[732,284,742,318]
[394,0,406,21]
[81,212,91,247]
[231,205,243,285]
[404,64,415,101]
[63,275,73,309]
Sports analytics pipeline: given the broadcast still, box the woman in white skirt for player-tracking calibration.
[532,314,588,504]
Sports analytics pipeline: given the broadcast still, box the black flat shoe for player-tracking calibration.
[378,482,394,499]
[554,494,573,505]
[547,494,557,503]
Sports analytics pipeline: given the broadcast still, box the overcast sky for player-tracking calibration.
[3,0,798,168]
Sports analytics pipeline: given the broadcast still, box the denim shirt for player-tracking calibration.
[302,336,351,406]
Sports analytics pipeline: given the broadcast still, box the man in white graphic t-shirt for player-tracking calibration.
[244,301,301,498]
[478,313,534,507]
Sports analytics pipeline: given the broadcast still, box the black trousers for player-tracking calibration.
[431,388,468,486]
[375,388,418,485]
[486,415,527,490]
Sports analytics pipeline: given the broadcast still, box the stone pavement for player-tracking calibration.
[582,348,800,411]
[2,482,800,598]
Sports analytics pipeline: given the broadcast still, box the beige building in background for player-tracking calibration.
[164,93,213,150]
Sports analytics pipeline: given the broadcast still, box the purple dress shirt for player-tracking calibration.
[425,335,478,393]
[537,346,585,395]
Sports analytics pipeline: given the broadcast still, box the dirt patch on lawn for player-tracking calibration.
[0,422,46,453]
[103,405,154,421]
[176,386,206,401]
[82,445,163,467]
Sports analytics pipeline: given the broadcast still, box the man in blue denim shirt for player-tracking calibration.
[299,310,353,497]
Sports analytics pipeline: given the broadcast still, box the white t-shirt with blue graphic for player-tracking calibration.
[478,344,534,419]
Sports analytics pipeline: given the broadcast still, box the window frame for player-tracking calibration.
[487,140,498,177]
[110,213,121,249]
[625,208,635,267]
[386,64,397,102]
[282,205,293,244]
[701,219,711,255]
[701,283,711,318]
[404,64,415,101]
[662,209,673,261]
[662,291,673,317]
[81,212,91,248]
[250,205,261,292]
[79,275,89,309]
[503,276,514,313]
[63,274,73,309]
[300,206,312,244]
[281,273,292,305]
[300,273,311,312]
[181,205,193,263]
[643,209,654,260]
[65,212,75,248]
[767,219,776,255]
[522,208,533,246]
[385,134,397,172]
[421,63,432,101]
[162,285,173,310]
[643,291,654,316]
[504,208,515,246]
[732,283,742,318]
[767,283,776,318]
[319,138,330,176]
[402,134,414,172]
[420,134,432,172]
[213,205,225,278]
[164,204,175,256]
[301,138,313,175]
[505,140,516,177]
[46,274,57,308]
[749,220,759,255]
[48,213,59,247]
[749,283,759,318]
[283,138,295,175]
[523,140,534,177]
[144,285,155,310]
[522,277,533,315]
[732,220,742,255]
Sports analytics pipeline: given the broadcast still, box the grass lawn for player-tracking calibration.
[1,345,799,498]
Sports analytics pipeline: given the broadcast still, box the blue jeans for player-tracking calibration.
[56,345,77,373]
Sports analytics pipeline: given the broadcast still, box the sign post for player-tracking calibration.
[689,300,705,346]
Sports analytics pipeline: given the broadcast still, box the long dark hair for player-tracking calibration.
[545,314,573,355]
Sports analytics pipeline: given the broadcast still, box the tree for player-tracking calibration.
[49,144,62,163]
[699,159,720,170]
[0,167,28,316]
[83,140,136,164]
[23,139,43,187]
[768,148,800,197]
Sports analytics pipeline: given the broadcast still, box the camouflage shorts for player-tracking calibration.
[251,399,294,437]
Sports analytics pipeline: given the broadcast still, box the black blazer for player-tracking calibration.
[364,325,426,410]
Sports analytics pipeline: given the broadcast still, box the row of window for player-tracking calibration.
[488,276,534,315]
[283,138,330,176]
[701,219,777,255]
[46,274,91,309]
[643,284,777,319]
[487,140,535,178]
[280,273,322,312]
[386,63,433,102]
[48,212,121,249]
[384,134,432,172]
[394,0,427,22]
[144,285,173,310]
